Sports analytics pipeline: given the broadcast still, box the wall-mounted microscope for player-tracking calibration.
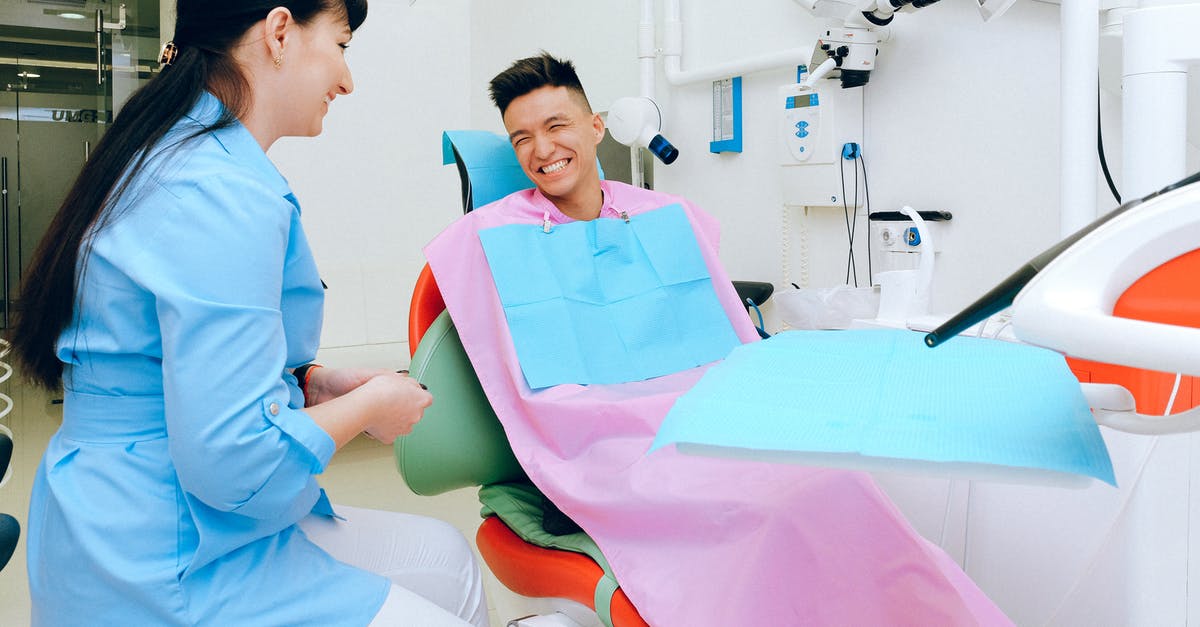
[794,0,1017,89]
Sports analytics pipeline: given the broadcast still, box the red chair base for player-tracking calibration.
[475,516,648,627]
[412,263,647,625]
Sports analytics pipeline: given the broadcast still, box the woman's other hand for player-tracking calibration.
[302,371,432,449]
[358,373,433,444]
[305,366,392,405]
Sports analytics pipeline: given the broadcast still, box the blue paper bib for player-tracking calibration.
[478,204,742,389]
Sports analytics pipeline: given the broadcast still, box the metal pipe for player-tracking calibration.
[1058,0,1099,238]
[1121,4,1200,200]
[632,0,657,189]
[638,0,656,98]
[661,0,810,86]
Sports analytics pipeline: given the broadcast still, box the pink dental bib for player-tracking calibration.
[424,180,1012,626]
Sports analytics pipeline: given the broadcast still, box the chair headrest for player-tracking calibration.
[442,131,534,213]
[441,130,607,214]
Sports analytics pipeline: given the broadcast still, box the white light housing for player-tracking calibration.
[607,97,680,165]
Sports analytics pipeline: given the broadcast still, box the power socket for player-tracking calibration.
[874,221,943,254]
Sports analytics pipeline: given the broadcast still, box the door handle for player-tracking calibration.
[95,10,104,85]
[1,156,8,329]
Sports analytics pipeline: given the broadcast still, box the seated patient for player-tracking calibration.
[424,53,1012,626]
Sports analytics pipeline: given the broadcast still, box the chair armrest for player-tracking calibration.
[395,311,528,495]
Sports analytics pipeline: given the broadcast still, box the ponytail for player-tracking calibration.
[11,0,367,389]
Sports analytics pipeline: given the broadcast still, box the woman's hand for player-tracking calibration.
[357,373,433,444]
[304,366,391,405]
[301,369,431,449]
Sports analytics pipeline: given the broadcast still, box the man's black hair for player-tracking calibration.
[488,52,591,116]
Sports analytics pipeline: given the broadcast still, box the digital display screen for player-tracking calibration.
[785,94,819,109]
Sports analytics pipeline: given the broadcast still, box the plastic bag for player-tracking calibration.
[774,285,881,330]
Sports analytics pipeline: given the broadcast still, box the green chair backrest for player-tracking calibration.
[394,310,528,495]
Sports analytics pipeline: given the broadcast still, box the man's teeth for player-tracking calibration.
[541,159,568,174]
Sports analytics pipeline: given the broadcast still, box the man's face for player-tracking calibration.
[503,85,605,207]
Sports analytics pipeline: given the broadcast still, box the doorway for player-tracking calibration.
[0,0,160,329]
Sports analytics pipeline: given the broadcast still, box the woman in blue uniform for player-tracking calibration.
[11,2,487,625]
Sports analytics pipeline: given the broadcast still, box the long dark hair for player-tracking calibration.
[12,0,368,389]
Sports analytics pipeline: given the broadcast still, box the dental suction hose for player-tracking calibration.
[925,213,1129,348]
[925,170,1200,348]
[801,58,838,90]
[922,265,1038,348]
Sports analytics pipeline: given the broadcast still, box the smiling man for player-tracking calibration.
[418,52,1012,626]
[468,54,732,270]
[488,53,607,220]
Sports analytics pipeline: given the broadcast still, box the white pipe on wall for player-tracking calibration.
[639,0,656,98]
[1123,72,1188,199]
[1121,4,1200,199]
[632,0,656,188]
[1058,0,1100,238]
[661,0,811,86]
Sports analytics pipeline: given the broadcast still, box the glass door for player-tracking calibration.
[0,1,159,330]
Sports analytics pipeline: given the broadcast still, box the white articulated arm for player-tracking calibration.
[1081,383,1200,436]
[1012,181,1200,434]
[1011,182,1200,378]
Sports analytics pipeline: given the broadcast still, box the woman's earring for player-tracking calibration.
[273,55,283,69]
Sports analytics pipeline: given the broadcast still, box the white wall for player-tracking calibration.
[278,1,1188,368]
[268,1,1200,623]
[457,3,1192,625]
[270,0,473,369]
[649,1,1070,317]
[467,1,643,131]
[465,0,1093,316]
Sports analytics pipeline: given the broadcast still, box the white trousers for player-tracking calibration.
[300,505,489,627]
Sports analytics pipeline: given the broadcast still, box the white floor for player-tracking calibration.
[0,374,560,627]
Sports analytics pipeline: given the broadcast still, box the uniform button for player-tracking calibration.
[269,402,280,416]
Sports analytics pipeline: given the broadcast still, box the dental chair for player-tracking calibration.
[399,130,644,627]
[393,131,771,626]
[400,265,647,627]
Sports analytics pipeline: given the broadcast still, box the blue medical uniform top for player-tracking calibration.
[26,93,389,625]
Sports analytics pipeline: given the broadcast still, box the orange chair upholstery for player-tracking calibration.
[408,263,447,349]
[1067,248,1200,414]
[408,262,648,627]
